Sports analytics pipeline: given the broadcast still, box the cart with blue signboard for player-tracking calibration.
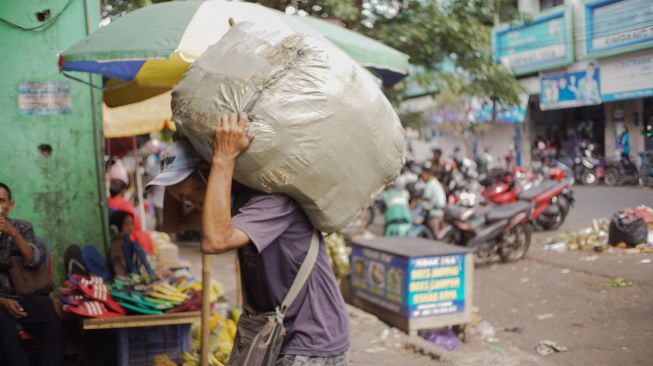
[349,237,473,337]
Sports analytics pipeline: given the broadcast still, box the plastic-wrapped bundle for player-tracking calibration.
[172,22,405,232]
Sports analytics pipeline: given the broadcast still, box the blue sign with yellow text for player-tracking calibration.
[350,245,466,318]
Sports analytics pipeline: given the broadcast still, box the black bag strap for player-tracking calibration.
[279,232,320,314]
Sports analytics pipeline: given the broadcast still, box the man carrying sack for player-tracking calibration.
[147,113,350,366]
[0,182,62,366]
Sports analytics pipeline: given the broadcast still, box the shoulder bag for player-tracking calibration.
[227,232,320,366]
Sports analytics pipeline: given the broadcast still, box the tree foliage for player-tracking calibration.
[254,0,524,108]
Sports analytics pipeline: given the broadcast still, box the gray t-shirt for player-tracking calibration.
[232,189,350,357]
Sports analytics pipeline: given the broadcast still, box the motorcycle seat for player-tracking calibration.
[485,201,531,222]
[518,180,559,201]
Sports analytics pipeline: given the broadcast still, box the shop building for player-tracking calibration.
[493,0,653,165]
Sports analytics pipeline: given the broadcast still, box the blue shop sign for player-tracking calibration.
[493,6,574,75]
[584,0,653,58]
[540,62,602,110]
[350,245,466,318]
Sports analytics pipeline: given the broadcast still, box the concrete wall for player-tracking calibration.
[0,0,108,284]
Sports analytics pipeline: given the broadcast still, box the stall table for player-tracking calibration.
[348,237,473,336]
[83,311,200,366]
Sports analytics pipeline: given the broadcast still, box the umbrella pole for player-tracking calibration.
[200,253,211,366]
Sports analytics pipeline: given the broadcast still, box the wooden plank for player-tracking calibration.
[83,311,200,330]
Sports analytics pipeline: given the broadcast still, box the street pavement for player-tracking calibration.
[179,185,653,365]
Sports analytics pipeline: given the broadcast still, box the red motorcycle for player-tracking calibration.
[481,176,574,230]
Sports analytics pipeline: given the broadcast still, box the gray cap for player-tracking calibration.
[145,140,203,189]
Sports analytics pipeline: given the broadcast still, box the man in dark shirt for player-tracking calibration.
[147,113,350,365]
[0,182,63,366]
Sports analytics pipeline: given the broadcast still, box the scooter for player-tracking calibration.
[565,144,603,185]
[409,199,532,262]
[603,152,639,186]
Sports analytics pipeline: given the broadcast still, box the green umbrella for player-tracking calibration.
[60,0,410,106]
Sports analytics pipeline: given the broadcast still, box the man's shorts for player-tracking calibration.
[276,352,349,366]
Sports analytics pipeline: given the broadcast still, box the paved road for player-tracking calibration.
[179,185,653,365]
[464,185,653,366]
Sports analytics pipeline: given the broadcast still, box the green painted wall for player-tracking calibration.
[0,0,109,285]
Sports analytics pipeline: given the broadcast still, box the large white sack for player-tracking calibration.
[172,22,405,232]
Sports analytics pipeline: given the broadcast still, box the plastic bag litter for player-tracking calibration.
[476,320,496,340]
[536,340,568,356]
[425,328,460,351]
[172,22,405,232]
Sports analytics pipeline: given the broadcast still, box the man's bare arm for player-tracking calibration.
[201,113,254,254]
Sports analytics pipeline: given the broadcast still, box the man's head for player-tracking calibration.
[146,140,207,208]
[432,148,442,160]
[109,179,128,198]
[109,210,134,236]
[420,162,433,181]
[0,182,13,218]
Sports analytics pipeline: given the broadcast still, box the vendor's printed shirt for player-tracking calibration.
[0,218,41,296]
[232,189,350,358]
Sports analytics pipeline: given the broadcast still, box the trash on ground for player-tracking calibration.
[639,259,652,264]
[481,342,505,354]
[504,326,524,333]
[536,313,554,320]
[536,340,568,356]
[476,320,496,340]
[543,207,653,256]
[561,268,570,274]
[610,278,635,288]
[580,255,598,262]
[544,242,568,252]
[424,328,461,351]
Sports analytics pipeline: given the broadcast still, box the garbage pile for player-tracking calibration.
[544,206,653,254]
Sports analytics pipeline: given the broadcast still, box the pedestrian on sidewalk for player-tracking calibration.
[147,113,350,365]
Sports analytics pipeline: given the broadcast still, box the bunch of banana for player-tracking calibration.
[153,354,177,366]
[182,352,199,366]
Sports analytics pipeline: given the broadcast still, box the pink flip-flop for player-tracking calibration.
[63,301,124,319]
[78,281,126,315]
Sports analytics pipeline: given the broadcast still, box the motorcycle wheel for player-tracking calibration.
[499,224,531,262]
[582,170,598,185]
[558,196,570,219]
[604,168,618,186]
[540,205,564,231]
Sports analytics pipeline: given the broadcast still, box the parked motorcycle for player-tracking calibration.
[639,151,653,187]
[482,177,574,230]
[409,198,532,262]
[561,144,603,185]
[604,153,639,186]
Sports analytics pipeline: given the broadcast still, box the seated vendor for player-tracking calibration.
[109,210,156,279]
[0,182,63,366]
